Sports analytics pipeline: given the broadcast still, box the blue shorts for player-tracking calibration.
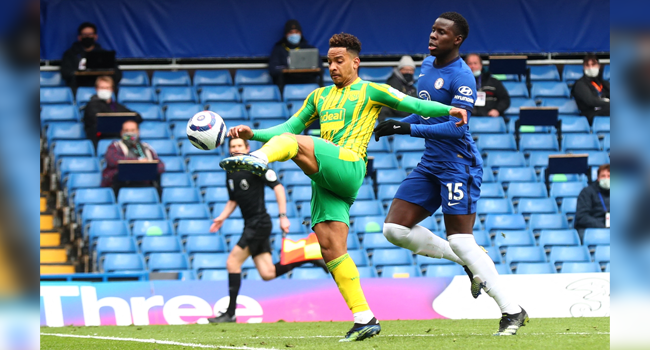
[394,161,483,215]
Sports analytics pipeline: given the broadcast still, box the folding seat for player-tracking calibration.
[281,170,312,186]
[562,65,583,85]
[563,134,601,152]
[125,204,166,222]
[561,262,600,273]
[531,82,570,99]
[131,219,174,239]
[161,173,193,187]
[519,134,560,152]
[200,269,229,280]
[543,98,580,114]
[602,134,610,152]
[270,217,306,235]
[162,187,201,206]
[213,203,242,219]
[148,253,190,271]
[193,172,225,189]
[398,152,422,170]
[361,233,395,250]
[550,182,586,199]
[220,218,245,236]
[119,71,149,86]
[477,134,517,153]
[81,204,122,227]
[486,151,526,169]
[584,229,610,249]
[75,87,97,107]
[118,87,157,103]
[204,187,230,205]
[290,185,311,203]
[549,246,590,266]
[356,184,375,200]
[372,248,413,267]
[377,184,400,202]
[40,71,63,87]
[200,86,240,103]
[424,264,463,277]
[353,215,385,234]
[58,157,100,180]
[484,214,526,233]
[187,156,221,173]
[152,71,191,87]
[40,87,74,104]
[587,152,610,167]
[102,253,146,273]
[140,139,178,156]
[560,197,578,220]
[283,84,319,103]
[350,200,383,217]
[517,198,558,216]
[138,122,170,139]
[482,169,496,182]
[504,246,546,267]
[298,202,311,220]
[41,105,79,125]
[478,198,513,215]
[378,265,418,278]
[515,262,556,274]
[266,202,297,218]
[66,173,101,195]
[393,136,426,153]
[192,253,229,272]
[530,214,570,234]
[168,203,210,221]
[485,246,503,264]
[370,153,399,169]
[46,122,85,145]
[87,220,129,244]
[497,167,537,184]
[592,116,610,134]
[559,116,590,134]
[158,156,186,173]
[193,70,232,86]
[288,103,303,116]
[234,69,273,85]
[124,103,163,121]
[181,142,221,158]
[164,103,202,122]
[52,140,95,162]
[594,245,610,264]
[140,236,182,255]
[248,102,288,120]
[73,188,115,213]
[469,117,507,133]
[530,65,560,81]
[357,266,378,278]
[507,183,547,202]
[359,67,393,83]
[185,235,227,254]
[502,82,529,98]
[241,85,281,103]
[210,102,247,120]
[96,236,138,258]
[159,87,197,104]
[176,219,213,238]
[347,249,369,266]
[494,230,535,250]
[291,267,330,279]
[366,138,390,153]
[504,98,536,116]
[479,183,505,198]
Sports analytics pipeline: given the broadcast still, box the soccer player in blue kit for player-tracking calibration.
[374,12,528,336]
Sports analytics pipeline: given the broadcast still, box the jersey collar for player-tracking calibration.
[335,77,362,90]
[433,55,461,69]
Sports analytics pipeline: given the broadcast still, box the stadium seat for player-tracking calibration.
[371,153,399,169]
[587,152,610,167]
[271,217,306,235]
[550,182,586,199]
[298,202,311,220]
[356,184,376,201]
[46,122,85,144]
[482,169,495,183]
[210,102,247,120]
[192,253,229,271]
[213,203,242,219]
[80,204,122,227]
[504,98,536,116]
[185,235,227,254]
[234,69,273,86]
[347,249,369,266]
[361,233,395,250]
[469,117,507,133]
[148,253,190,271]
[486,151,526,169]
[115,187,160,208]
[562,65,583,84]
[530,214,570,233]
[58,157,100,180]
[174,220,212,238]
[543,98,580,114]
[507,182,547,201]
[470,230,491,247]
[242,85,282,103]
[102,253,145,273]
[603,65,610,81]
[353,215,385,234]
[477,134,517,152]
[376,169,406,185]
[357,266,378,278]
[140,236,182,255]
[381,265,420,278]
[41,105,79,125]
[158,156,186,172]
[200,269,229,280]
[159,86,197,104]
[424,264,464,277]
[118,87,157,103]
[40,87,74,104]
[531,82,570,98]
[350,200,383,217]
[322,69,334,85]
[161,173,193,187]
[96,236,138,257]
[530,65,560,81]
[484,214,527,232]
[152,71,191,87]
[480,183,505,198]
[168,203,210,221]
[549,246,591,265]
[291,267,330,280]
[594,245,610,264]
[504,246,546,267]
[377,184,400,202]
[248,102,289,120]
[52,140,95,162]
[124,103,163,121]
[559,116,591,134]
[40,71,63,86]
[478,198,513,215]
[87,220,129,243]
[219,218,245,236]
[139,122,171,139]
[393,136,426,154]
[120,71,149,86]
[497,167,537,184]
[563,134,600,152]
[560,197,578,219]
[516,262,556,274]
[602,134,610,152]
[265,202,297,218]
[584,229,610,249]
[485,246,503,264]
[140,139,178,156]
[187,156,221,173]
[290,185,312,203]
[161,187,201,206]
[502,82,529,98]
[281,170,312,186]
[204,187,230,205]
[164,103,202,121]
[199,86,240,103]
[494,264,511,274]
[366,138,390,153]
[131,219,174,238]
[371,249,413,267]
[283,84,319,103]
[75,86,97,107]
[66,172,101,195]
[561,262,600,273]
[519,134,560,152]
[517,198,559,215]
[125,204,166,222]
[193,70,232,86]
[359,67,393,83]
[416,254,454,268]
[494,230,535,250]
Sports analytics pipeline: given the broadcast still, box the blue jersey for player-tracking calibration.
[405,56,483,167]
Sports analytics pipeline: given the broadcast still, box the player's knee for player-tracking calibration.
[383,223,411,247]
[260,270,275,281]
[225,256,241,273]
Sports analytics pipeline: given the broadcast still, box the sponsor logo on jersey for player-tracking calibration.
[458,86,473,96]
[454,95,475,104]
[320,108,346,132]
[434,78,444,89]
[419,90,431,101]
[240,179,249,190]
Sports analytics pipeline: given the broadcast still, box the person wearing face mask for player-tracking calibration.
[83,76,141,148]
[101,120,165,196]
[378,56,418,121]
[61,22,122,92]
[574,164,610,242]
[268,19,322,87]
[464,54,510,118]
[572,53,610,125]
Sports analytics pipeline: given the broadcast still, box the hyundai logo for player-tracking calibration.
[458,86,473,96]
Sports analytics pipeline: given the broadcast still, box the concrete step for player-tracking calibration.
[40,264,75,275]
[40,233,60,247]
[40,248,67,264]
[40,215,54,231]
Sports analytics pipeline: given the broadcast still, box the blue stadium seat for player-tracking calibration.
[242,85,281,103]
[477,134,517,152]
[181,141,221,157]
[485,214,527,232]
[117,187,159,207]
[158,156,186,172]
[199,86,240,103]
[359,67,393,83]
[594,245,610,264]
[507,182,547,200]
[187,156,222,173]
[281,170,311,186]
[469,117,507,133]
[164,103,202,121]
[480,183,505,198]
[486,151,526,169]
[290,185,312,203]
[531,82,570,98]
[530,214,570,233]
[254,119,286,130]
[560,197,578,219]
[140,236,182,255]
[382,265,421,278]
[161,173,193,187]
[234,69,273,86]
[66,172,101,195]
[371,153,399,169]
[200,269,229,280]
[152,71,191,87]
[495,264,511,274]
[322,69,334,85]
[504,246,546,267]
[549,246,590,265]
[371,249,413,266]
[366,138,390,153]
[356,184,375,200]
[40,87,74,104]
[96,236,138,257]
[139,122,171,139]
[298,202,311,219]
[561,262,601,273]
[175,219,212,238]
[472,230,492,246]
[131,219,174,238]
[204,187,230,205]
[185,235,227,254]
[482,168,495,182]
[46,122,85,144]
[516,262,556,274]
[265,202,297,218]
[40,71,63,86]
[345,233,361,250]
[347,249,369,266]
[350,200,383,217]
[504,98,536,116]
[520,134,560,152]
[497,167,537,184]
[560,116,590,134]
[248,102,288,119]
[283,84,319,102]
[52,140,95,162]
[120,71,149,86]
[291,267,330,280]
[41,105,79,125]
[124,103,163,121]
[587,152,610,167]
[361,233,395,250]
[357,266,378,278]
[543,98,580,114]
[118,87,157,103]
[377,169,406,184]
[75,87,97,107]
[562,65,583,84]
[125,204,166,222]
[148,253,189,271]
[80,204,122,227]
[141,139,178,156]
[191,253,229,271]
[517,198,558,215]
[495,230,535,250]
[210,102,247,119]
[102,253,145,273]
[563,134,600,152]
[485,246,503,264]
[162,187,201,205]
[193,70,232,86]
[169,203,210,221]
[603,65,610,81]
[530,65,560,81]
[288,103,303,116]
[424,264,464,277]
[502,82,529,98]
[550,182,586,199]
[478,198,513,215]
[87,220,129,243]
[353,215,385,234]
[394,136,426,153]
[584,229,610,249]
[58,157,100,181]
[377,184,400,202]
[416,254,454,268]
[602,134,610,152]
[271,217,306,235]
[159,86,197,104]
[220,218,245,236]
[213,203,242,219]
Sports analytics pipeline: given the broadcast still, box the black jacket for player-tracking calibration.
[379,69,418,120]
[574,181,610,231]
[61,42,122,87]
[268,38,321,85]
[473,72,510,116]
[572,75,610,122]
[84,95,141,144]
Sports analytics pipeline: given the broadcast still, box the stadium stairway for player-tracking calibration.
[40,193,75,274]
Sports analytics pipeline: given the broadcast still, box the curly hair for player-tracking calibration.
[329,33,362,56]
[439,12,469,44]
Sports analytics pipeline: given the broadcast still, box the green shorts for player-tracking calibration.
[308,137,366,228]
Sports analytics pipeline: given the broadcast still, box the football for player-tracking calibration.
[186,110,227,150]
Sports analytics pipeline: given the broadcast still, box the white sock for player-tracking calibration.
[249,151,268,164]
[383,223,464,265]
[353,310,375,324]
[448,234,521,315]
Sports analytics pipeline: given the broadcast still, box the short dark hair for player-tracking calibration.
[329,33,362,56]
[78,22,97,35]
[228,137,249,148]
[583,53,599,66]
[465,53,481,62]
[597,163,610,177]
[439,12,469,44]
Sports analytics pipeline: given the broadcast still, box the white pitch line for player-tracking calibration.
[40,333,277,350]
[261,331,610,339]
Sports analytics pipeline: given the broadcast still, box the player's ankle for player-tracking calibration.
[250,151,269,164]
[353,310,375,324]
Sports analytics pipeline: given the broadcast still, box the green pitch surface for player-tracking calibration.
[41,317,609,350]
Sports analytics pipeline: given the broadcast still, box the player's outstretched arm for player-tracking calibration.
[374,109,471,141]
[210,200,238,233]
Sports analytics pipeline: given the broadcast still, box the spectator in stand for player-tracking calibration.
[379,55,418,121]
[464,54,510,117]
[268,19,321,87]
[61,22,121,91]
[84,76,141,148]
[572,53,610,125]
[575,164,610,242]
[101,120,164,196]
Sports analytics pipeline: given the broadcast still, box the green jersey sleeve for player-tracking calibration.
[367,82,452,118]
[250,89,320,142]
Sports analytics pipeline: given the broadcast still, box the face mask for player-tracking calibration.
[599,178,610,190]
[81,37,95,48]
[97,89,112,101]
[584,67,599,78]
[402,73,414,82]
[287,34,301,45]
[472,69,482,77]
[122,132,139,146]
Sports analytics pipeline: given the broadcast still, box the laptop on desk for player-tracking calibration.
[86,50,116,70]
[288,49,320,69]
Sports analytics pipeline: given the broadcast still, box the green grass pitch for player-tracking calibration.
[41,317,609,350]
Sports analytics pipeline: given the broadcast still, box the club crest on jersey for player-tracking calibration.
[458,86,473,96]
[347,91,359,101]
[240,179,249,190]
[434,78,444,89]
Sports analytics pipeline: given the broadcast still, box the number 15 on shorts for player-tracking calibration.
[446,182,464,201]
